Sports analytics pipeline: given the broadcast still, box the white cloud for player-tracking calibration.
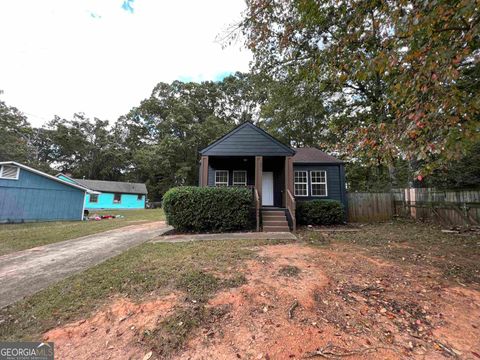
[0,0,251,126]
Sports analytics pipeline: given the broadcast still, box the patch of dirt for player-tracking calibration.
[432,287,480,356]
[178,244,480,360]
[43,293,179,360]
[42,241,480,359]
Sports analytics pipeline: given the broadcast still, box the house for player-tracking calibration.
[198,122,346,232]
[56,175,147,210]
[0,162,90,223]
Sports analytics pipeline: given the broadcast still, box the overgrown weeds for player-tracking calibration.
[278,265,301,278]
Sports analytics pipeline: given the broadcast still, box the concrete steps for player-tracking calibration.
[262,209,290,232]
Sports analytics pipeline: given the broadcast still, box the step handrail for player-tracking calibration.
[286,189,296,231]
[254,188,260,232]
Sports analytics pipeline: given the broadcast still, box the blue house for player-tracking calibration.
[198,122,346,231]
[56,175,147,210]
[0,162,89,223]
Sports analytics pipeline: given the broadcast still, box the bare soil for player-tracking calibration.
[42,225,480,360]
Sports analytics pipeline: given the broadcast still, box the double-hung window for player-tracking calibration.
[310,170,327,196]
[232,170,247,186]
[294,171,308,196]
[89,194,99,203]
[113,193,122,203]
[215,170,229,187]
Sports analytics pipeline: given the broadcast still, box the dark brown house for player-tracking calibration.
[199,122,346,232]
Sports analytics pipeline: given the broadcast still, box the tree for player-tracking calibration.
[45,114,126,180]
[0,101,32,163]
[118,80,244,200]
[235,0,480,177]
[425,142,480,189]
[259,75,334,148]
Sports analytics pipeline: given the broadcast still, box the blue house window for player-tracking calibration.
[89,194,98,203]
[294,171,308,196]
[233,171,247,186]
[310,171,328,196]
[215,170,229,187]
[137,194,143,200]
[113,193,122,203]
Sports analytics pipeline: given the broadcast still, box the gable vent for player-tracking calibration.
[0,165,19,179]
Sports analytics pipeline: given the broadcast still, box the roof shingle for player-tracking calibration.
[293,147,343,164]
[72,179,148,195]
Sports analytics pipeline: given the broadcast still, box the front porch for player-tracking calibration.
[199,155,296,232]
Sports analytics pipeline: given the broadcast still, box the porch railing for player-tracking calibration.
[254,188,260,232]
[286,189,296,232]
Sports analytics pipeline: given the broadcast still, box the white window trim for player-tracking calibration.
[215,170,229,187]
[232,170,247,186]
[294,170,308,197]
[0,165,20,180]
[310,170,328,197]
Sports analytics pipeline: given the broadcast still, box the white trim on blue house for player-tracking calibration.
[0,161,92,192]
[215,170,229,186]
[310,170,328,197]
[233,170,247,186]
[294,170,309,197]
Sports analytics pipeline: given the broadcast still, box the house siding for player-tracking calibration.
[207,157,256,187]
[202,124,294,157]
[293,163,347,209]
[85,193,145,210]
[0,169,85,223]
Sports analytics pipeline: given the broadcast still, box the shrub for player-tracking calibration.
[162,186,254,232]
[296,199,344,225]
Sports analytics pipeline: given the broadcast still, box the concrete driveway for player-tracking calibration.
[0,221,170,309]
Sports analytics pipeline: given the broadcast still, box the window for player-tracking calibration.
[0,165,19,180]
[232,171,247,186]
[215,170,229,187]
[294,171,308,196]
[89,194,99,203]
[311,170,328,196]
[113,193,122,203]
[137,194,143,201]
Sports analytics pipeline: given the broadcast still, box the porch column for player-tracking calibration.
[284,156,294,200]
[255,156,263,202]
[200,155,209,187]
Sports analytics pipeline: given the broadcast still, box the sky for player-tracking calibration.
[0,0,251,126]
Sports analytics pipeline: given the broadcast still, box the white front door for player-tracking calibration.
[262,172,274,206]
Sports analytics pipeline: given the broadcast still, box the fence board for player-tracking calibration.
[348,188,480,225]
[347,192,393,222]
[393,188,480,226]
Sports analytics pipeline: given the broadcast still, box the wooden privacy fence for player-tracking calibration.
[347,188,480,226]
[347,192,394,222]
[393,188,480,227]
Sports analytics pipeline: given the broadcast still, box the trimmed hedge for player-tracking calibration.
[162,186,254,232]
[296,199,344,225]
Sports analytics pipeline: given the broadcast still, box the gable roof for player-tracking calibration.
[200,122,295,157]
[293,147,343,164]
[0,161,90,192]
[70,178,148,195]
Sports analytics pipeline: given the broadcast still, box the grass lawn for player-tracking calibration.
[1,220,479,359]
[0,238,289,343]
[0,208,165,256]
